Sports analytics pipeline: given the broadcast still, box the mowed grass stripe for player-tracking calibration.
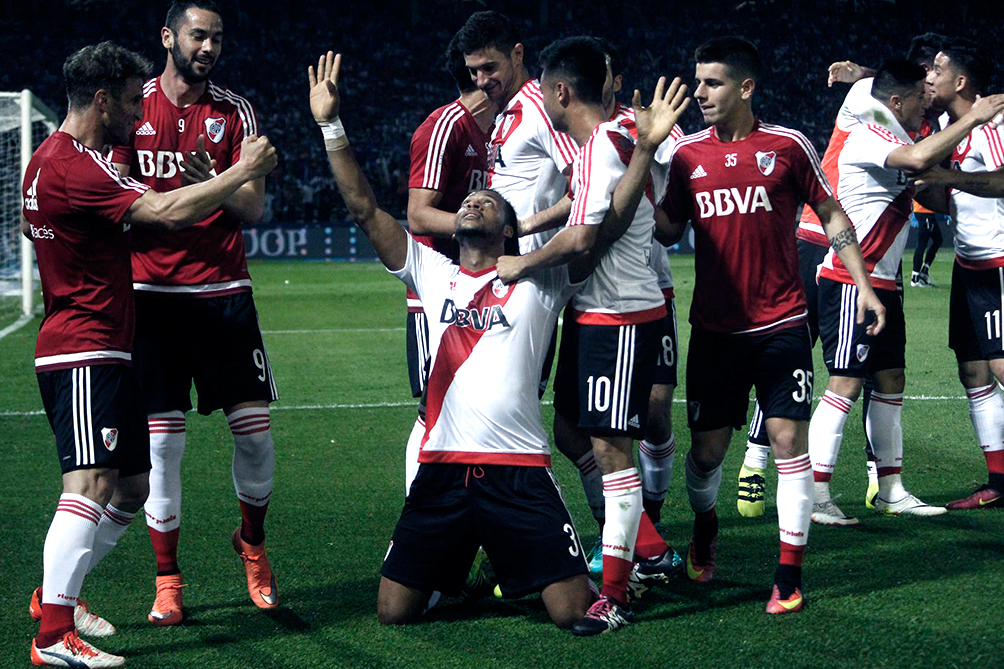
[3,257,1002,669]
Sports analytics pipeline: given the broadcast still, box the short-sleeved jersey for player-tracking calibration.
[488,79,578,253]
[611,103,684,295]
[662,121,831,334]
[820,121,913,290]
[405,100,490,311]
[392,236,580,465]
[567,121,666,323]
[23,132,150,371]
[949,122,1004,267]
[110,77,257,296]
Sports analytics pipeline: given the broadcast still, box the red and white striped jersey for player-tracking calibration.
[949,122,1004,268]
[110,77,257,297]
[662,121,830,334]
[23,132,150,372]
[820,119,913,291]
[488,79,578,252]
[391,236,580,466]
[567,120,666,324]
[405,100,489,311]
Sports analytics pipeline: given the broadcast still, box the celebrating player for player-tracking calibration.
[110,0,280,623]
[24,41,275,668]
[309,47,683,632]
[810,57,1004,522]
[913,39,1004,509]
[495,37,690,633]
[401,35,494,494]
[660,37,883,614]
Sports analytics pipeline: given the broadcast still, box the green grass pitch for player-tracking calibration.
[1,257,1001,669]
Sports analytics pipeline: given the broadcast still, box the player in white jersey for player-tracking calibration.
[495,37,689,634]
[809,58,1004,523]
[307,50,680,632]
[912,39,1004,509]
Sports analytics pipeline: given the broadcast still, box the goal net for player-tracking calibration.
[0,91,58,332]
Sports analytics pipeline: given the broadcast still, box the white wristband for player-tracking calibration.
[320,118,348,151]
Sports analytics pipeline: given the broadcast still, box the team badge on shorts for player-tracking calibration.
[755,151,777,176]
[856,344,870,362]
[205,116,227,143]
[101,427,119,451]
[492,278,509,298]
[688,401,701,422]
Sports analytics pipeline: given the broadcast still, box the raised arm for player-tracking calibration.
[917,163,1004,199]
[124,134,276,230]
[827,61,875,87]
[407,188,459,236]
[310,51,408,271]
[887,95,1004,173]
[813,196,885,335]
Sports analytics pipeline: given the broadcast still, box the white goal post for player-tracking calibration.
[1,90,58,319]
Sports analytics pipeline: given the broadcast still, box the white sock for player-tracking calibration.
[574,451,605,521]
[639,434,676,501]
[601,468,642,562]
[967,383,1004,451]
[776,455,812,547]
[87,505,135,573]
[808,391,854,492]
[743,443,770,470]
[145,411,186,532]
[228,407,275,507]
[43,494,102,608]
[866,392,906,500]
[685,451,722,513]
[867,460,878,485]
[405,417,424,496]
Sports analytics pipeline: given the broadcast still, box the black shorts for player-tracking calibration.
[133,291,279,416]
[651,298,679,387]
[686,324,814,431]
[552,318,662,438]
[798,239,828,345]
[818,279,906,376]
[949,262,1004,363]
[381,463,588,598]
[38,365,151,476]
[406,310,431,398]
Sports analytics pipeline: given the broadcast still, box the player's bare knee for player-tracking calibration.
[376,578,427,625]
[63,468,117,507]
[111,473,150,511]
[828,375,863,401]
[958,360,992,388]
[553,411,591,461]
[874,368,905,394]
[541,576,591,629]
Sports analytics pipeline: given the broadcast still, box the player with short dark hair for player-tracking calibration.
[913,40,1004,510]
[496,35,690,633]
[308,50,684,632]
[23,40,275,668]
[661,36,883,614]
[401,33,494,493]
[809,57,1004,523]
[110,0,279,624]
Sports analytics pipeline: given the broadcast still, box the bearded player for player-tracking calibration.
[111,0,279,623]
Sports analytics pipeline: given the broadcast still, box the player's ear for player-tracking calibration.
[93,89,110,113]
[511,43,524,68]
[741,77,756,101]
[162,27,174,50]
[613,74,623,94]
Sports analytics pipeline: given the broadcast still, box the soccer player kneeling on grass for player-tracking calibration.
[308,50,686,632]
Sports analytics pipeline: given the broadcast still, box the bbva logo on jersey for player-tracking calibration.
[204,116,226,143]
[440,298,510,331]
[695,186,774,218]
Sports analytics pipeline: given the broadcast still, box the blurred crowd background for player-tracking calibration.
[2,0,1000,226]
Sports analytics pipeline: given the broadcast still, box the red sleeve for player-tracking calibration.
[66,147,149,223]
[787,133,832,207]
[409,107,464,192]
[229,99,258,165]
[660,150,693,222]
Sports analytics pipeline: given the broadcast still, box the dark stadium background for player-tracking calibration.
[3,0,1001,258]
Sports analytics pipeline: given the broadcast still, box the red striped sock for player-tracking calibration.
[633,511,667,560]
[149,527,180,575]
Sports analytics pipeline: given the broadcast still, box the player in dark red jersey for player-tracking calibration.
[109,1,278,623]
[23,41,274,668]
[660,37,883,614]
[402,35,494,494]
